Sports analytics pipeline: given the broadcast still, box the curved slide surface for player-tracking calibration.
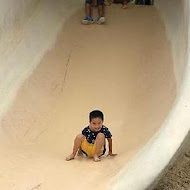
[0,0,188,189]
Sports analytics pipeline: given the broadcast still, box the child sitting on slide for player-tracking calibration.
[66,110,117,162]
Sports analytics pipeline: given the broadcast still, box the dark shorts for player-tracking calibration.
[86,0,104,6]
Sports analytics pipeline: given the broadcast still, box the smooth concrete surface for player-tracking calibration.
[0,0,83,119]
[0,0,189,189]
[155,0,189,88]
[0,0,39,34]
[112,0,190,189]
[0,3,176,189]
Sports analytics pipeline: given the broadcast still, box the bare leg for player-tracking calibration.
[94,133,105,162]
[77,147,83,156]
[85,3,92,17]
[98,5,105,17]
[66,134,84,161]
[82,3,94,25]
[96,4,105,24]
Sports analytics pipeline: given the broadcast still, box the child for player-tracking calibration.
[66,110,117,162]
[82,0,106,25]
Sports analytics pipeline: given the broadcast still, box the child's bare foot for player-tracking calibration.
[93,154,101,162]
[66,154,75,161]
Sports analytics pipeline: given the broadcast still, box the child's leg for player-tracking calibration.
[94,133,105,162]
[97,0,105,18]
[98,5,104,17]
[85,2,92,18]
[77,147,83,156]
[66,134,85,161]
[97,0,105,24]
[82,0,94,25]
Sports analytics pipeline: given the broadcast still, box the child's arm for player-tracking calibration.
[107,138,117,156]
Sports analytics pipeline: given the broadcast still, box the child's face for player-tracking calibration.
[89,117,103,132]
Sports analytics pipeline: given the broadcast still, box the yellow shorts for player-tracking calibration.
[81,138,105,158]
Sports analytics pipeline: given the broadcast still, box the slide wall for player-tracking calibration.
[112,0,190,189]
[0,0,190,189]
[0,0,83,119]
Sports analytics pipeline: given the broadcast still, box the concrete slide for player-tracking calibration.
[0,0,189,189]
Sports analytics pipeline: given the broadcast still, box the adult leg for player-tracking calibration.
[66,134,85,161]
[94,133,105,162]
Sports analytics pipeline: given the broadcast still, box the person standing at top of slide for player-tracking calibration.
[66,110,117,162]
[82,0,106,25]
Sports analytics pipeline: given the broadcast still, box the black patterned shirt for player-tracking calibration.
[82,125,112,144]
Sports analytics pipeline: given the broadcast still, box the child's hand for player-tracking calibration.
[107,152,117,157]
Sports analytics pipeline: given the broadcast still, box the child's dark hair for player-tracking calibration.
[89,110,104,122]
